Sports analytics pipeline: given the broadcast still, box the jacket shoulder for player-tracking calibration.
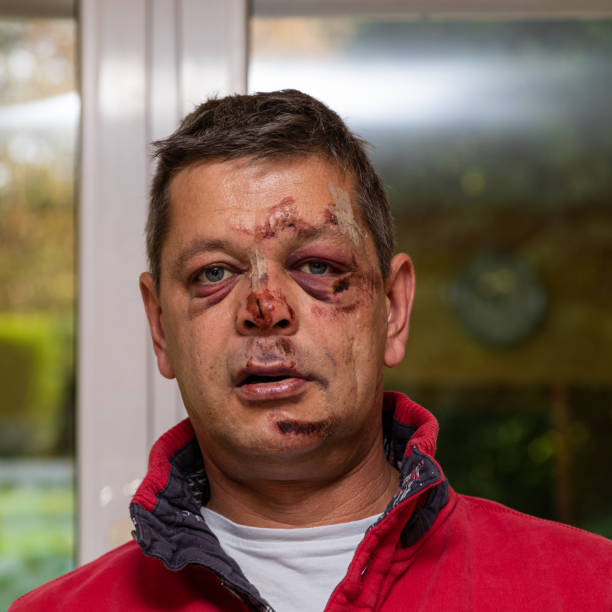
[455,493,612,583]
[382,492,611,611]
[460,493,611,547]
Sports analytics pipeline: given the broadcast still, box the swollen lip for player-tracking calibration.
[235,376,309,401]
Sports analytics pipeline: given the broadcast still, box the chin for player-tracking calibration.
[250,421,333,457]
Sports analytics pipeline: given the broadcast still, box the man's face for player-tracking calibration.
[141,155,412,479]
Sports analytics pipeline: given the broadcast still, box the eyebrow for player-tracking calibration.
[170,224,348,278]
[171,238,235,278]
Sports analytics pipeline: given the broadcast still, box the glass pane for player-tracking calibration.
[0,17,78,606]
[250,17,612,537]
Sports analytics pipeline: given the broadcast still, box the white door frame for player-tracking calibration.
[78,0,247,564]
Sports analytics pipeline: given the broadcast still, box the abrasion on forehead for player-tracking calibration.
[327,181,366,245]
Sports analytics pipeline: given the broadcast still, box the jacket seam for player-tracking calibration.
[461,495,608,538]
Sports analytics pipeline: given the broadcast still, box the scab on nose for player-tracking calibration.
[237,286,297,335]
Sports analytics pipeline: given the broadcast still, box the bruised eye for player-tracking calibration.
[195,265,235,284]
[299,261,336,275]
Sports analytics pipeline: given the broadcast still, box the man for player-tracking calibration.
[12,90,611,611]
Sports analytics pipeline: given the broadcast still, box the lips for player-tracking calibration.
[234,365,310,401]
[237,366,300,386]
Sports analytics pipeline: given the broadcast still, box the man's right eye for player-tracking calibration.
[195,266,235,284]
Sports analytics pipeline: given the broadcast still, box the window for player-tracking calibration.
[0,16,77,605]
[250,15,612,536]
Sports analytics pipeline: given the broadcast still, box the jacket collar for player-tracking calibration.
[130,392,448,608]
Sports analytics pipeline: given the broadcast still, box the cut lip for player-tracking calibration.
[234,364,311,402]
[235,365,306,387]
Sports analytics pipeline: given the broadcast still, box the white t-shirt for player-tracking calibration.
[201,507,380,612]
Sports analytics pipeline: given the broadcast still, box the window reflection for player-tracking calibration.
[250,17,612,537]
[0,18,77,606]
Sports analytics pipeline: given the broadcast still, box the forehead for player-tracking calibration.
[167,155,361,231]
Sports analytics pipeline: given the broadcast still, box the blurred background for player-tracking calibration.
[0,14,76,608]
[250,14,612,531]
[1,1,611,607]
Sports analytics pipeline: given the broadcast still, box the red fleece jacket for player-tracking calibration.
[10,393,612,611]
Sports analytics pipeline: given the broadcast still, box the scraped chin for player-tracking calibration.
[276,419,330,436]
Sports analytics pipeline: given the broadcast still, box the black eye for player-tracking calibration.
[304,261,329,275]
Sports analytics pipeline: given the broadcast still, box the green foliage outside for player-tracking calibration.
[0,20,76,457]
[0,472,74,608]
[0,19,77,607]
[0,312,73,456]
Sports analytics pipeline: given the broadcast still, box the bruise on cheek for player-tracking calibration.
[289,270,353,303]
[301,265,381,317]
[337,301,359,314]
[333,278,350,294]
[334,266,381,313]
[188,275,240,320]
[360,266,383,297]
[190,276,240,316]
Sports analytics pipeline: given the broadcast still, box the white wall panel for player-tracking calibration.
[178,0,248,115]
[78,0,150,564]
[78,0,247,563]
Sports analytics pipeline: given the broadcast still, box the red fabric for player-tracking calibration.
[10,394,612,611]
[10,541,249,611]
[328,491,612,611]
[12,491,611,611]
[132,417,195,512]
[384,391,439,458]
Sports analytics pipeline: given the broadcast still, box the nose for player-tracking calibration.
[236,287,298,335]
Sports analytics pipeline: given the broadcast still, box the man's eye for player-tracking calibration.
[299,261,334,275]
[196,266,234,284]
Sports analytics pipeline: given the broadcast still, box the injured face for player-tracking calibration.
[139,153,412,489]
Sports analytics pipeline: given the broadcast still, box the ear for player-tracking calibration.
[384,253,415,368]
[139,272,175,379]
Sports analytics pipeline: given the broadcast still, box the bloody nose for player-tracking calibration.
[237,288,297,334]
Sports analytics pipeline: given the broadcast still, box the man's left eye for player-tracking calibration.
[196,266,234,284]
[299,261,334,275]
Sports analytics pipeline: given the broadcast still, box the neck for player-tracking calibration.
[202,435,399,528]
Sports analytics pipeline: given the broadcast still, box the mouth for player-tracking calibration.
[235,367,310,401]
[239,373,295,386]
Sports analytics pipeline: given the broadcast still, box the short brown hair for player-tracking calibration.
[147,89,395,290]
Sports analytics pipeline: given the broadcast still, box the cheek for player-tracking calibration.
[163,307,227,377]
[305,273,381,321]
[307,290,387,371]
